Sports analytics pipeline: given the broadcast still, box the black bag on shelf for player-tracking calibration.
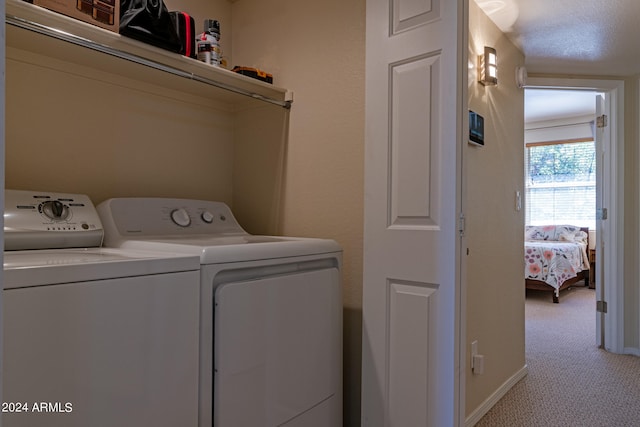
[169,11,197,59]
[120,0,182,53]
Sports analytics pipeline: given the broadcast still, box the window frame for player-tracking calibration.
[525,137,596,229]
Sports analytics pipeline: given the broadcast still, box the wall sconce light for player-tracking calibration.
[479,46,498,86]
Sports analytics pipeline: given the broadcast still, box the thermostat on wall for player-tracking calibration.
[469,110,484,146]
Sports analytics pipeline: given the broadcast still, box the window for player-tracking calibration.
[525,140,596,229]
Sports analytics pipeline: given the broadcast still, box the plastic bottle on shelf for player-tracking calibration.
[196,19,221,67]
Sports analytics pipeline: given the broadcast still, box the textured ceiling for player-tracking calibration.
[476,0,640,76]
[525,89,596,123]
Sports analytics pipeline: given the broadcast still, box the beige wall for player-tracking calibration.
[7,0,237,205]
[229,1,366,425]
[5,52,235,205]
[466,0,526,417]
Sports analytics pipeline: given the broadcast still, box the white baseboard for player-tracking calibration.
[464,364,529,427]
[623,347,640,356]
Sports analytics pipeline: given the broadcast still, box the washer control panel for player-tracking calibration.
[5,189,104,250]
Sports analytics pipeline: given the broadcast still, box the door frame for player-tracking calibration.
[526,76,624,353]
[1,0,6,410]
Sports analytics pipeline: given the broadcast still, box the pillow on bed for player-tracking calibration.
[525,225,588,244]
[556,225,588,244]
[525,225,555,241]
[559,231,577,242]
[559,229,588,244]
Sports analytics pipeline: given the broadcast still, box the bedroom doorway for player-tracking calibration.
[524,77,623,353]
[524,88,599,323]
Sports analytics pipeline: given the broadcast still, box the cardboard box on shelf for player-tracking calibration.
[34,0,120,33]
[231,66,273,84]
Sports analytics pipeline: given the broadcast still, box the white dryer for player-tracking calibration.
[97,197,343,427]
[3,190,201,427]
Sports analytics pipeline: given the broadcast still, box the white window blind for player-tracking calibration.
[525,140,596,229]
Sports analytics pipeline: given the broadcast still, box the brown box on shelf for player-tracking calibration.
[33,0,120,32]
[232,66,273,84]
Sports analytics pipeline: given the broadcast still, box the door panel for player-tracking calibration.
[390,54,440,228]
[392,0,440,33]
[388,280,438,426]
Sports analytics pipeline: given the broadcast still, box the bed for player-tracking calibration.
[525,225,590,303]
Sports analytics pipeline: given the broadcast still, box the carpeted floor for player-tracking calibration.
[475,285,640,426]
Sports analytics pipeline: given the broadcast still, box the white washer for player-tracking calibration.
[3,190,201,427]
[97,197,343,427]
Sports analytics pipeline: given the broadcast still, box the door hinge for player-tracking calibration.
[596,114,608,128]
[597,300,608,313]
[596,207,608,220]
[459,213,465,237]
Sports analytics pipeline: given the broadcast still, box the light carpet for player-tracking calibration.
[475,285,640,426]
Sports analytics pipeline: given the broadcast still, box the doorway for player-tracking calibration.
[524,76,624,353]
[524,87,599,340]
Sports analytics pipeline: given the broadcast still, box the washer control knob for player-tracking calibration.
[41,200,70,221]
[201,211,215,223]
[170,208,191,227]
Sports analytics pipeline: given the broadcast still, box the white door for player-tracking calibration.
[362,0,465,425]
[594,94,610,349]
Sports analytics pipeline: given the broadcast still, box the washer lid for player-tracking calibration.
[3,248,200,289]
[113,235,342,264]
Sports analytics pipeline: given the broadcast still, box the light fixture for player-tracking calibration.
[479,46,498,86]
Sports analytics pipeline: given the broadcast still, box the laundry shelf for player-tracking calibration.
[6,0,292,110]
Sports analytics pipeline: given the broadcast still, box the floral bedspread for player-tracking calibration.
[524,225,589,293]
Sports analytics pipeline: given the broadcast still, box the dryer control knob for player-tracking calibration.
[170,208,191,227]
[201,211,215,223]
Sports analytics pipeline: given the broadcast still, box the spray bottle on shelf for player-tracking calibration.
[196,19,221,67]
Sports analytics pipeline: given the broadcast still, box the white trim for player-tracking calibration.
[623,347,640,357]
[638,76,640,357]
[457,1,470,426]
[526,76,625,354]
[526,77,623,92]
[637,76,640,355]
[464,365,528,427]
